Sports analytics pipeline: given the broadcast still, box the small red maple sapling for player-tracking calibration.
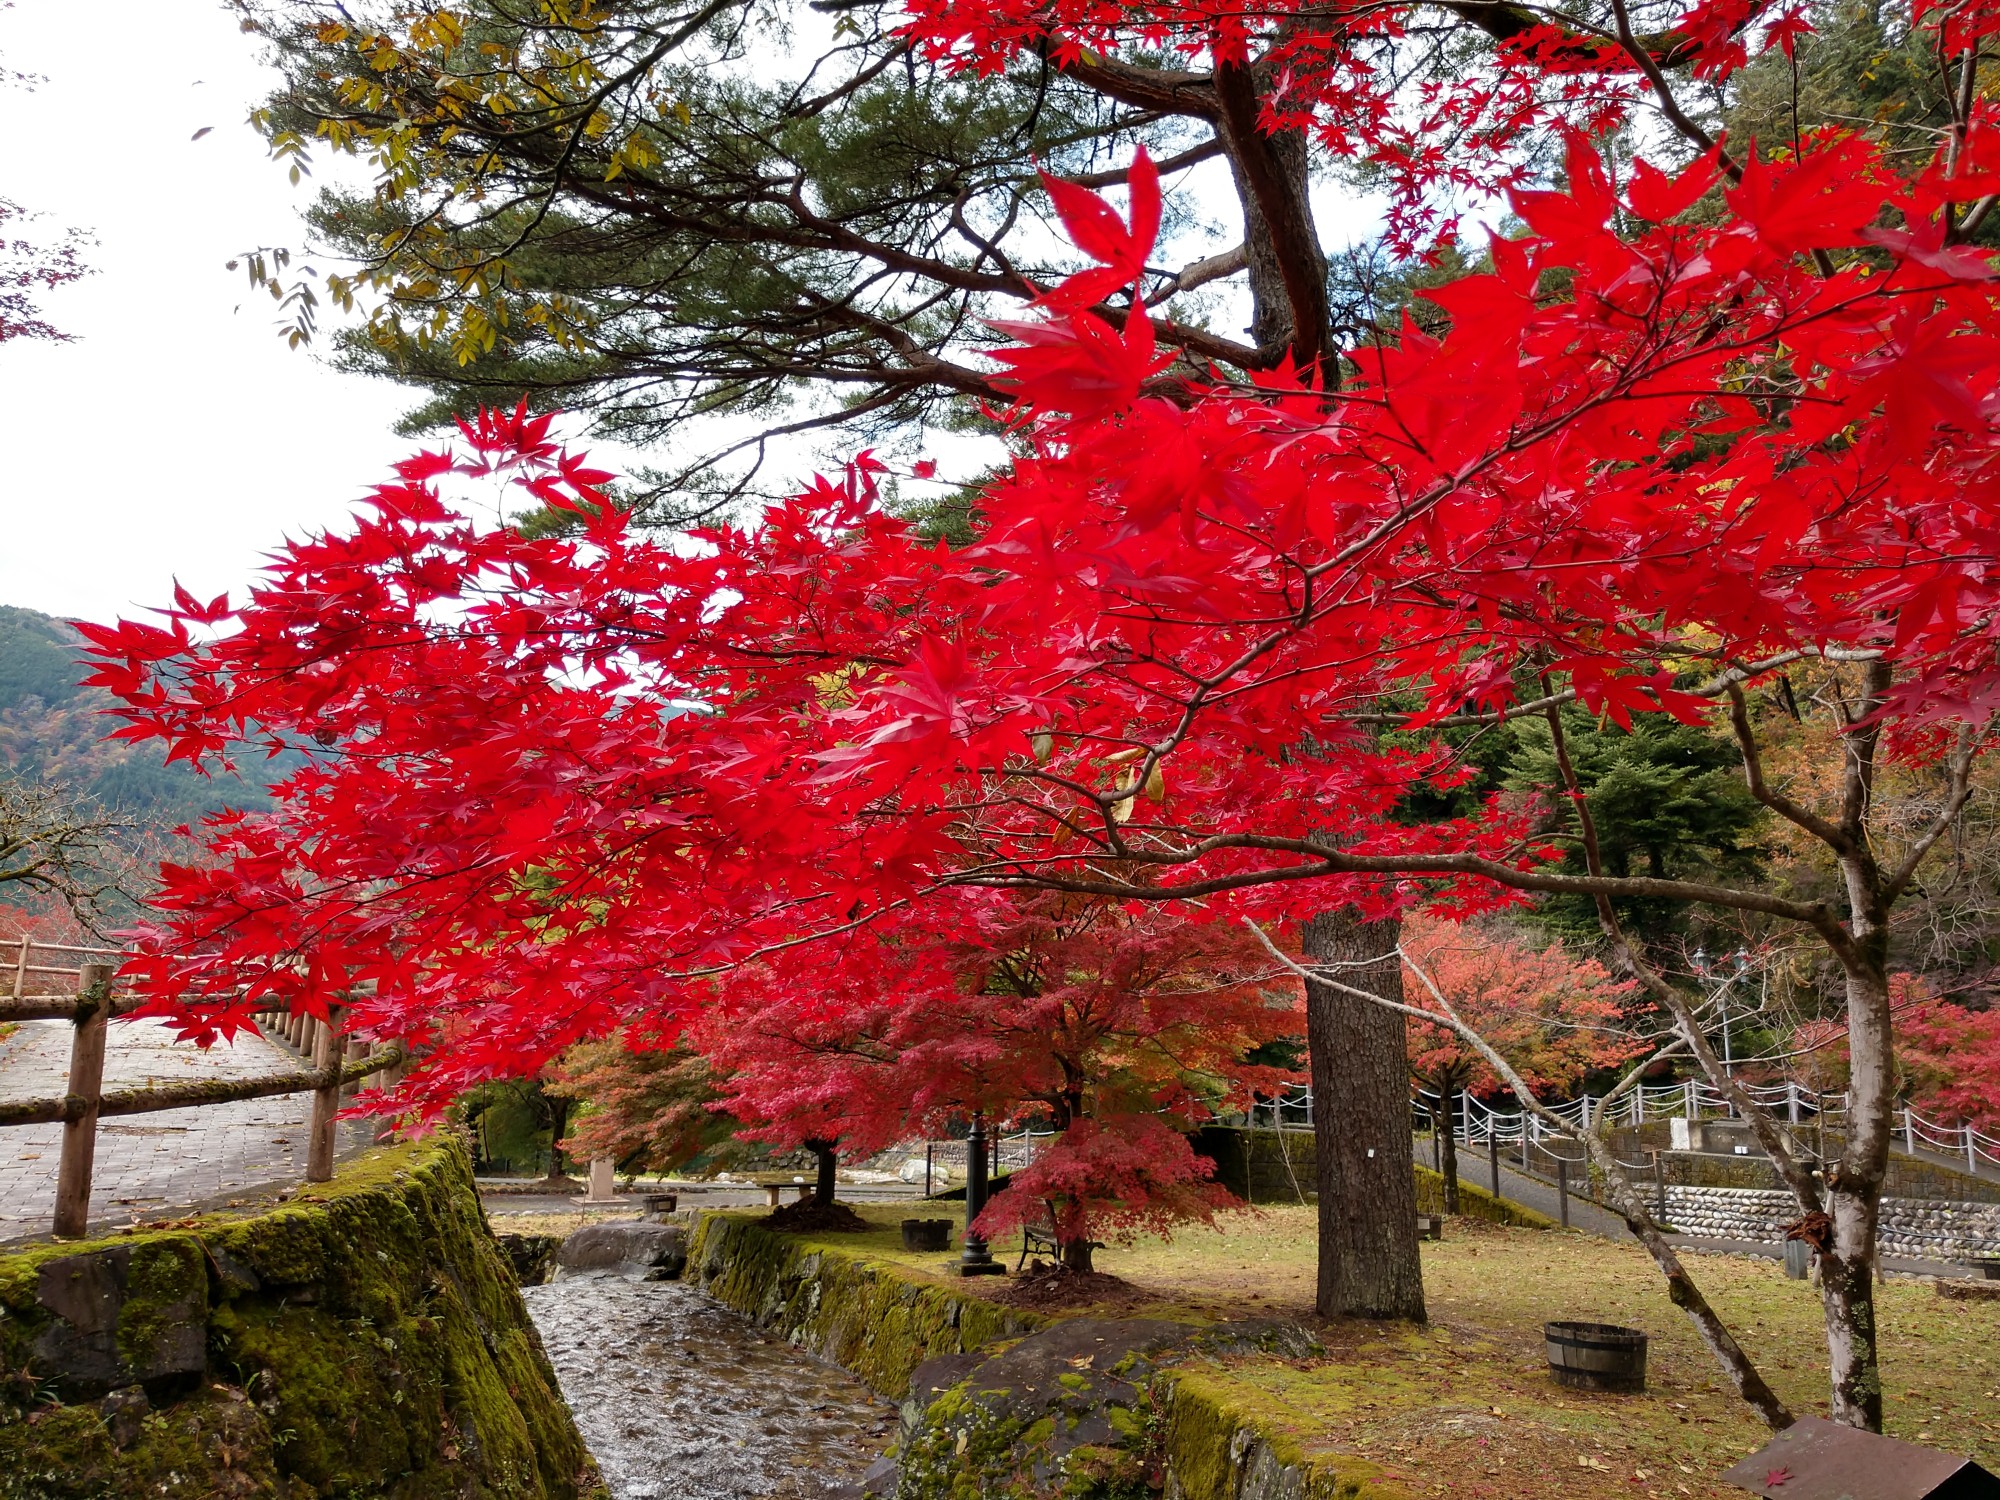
[692,890,1299,1265]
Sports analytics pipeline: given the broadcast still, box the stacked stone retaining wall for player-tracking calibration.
[1662,1185,2000,1260]
[0,1137,599,1500]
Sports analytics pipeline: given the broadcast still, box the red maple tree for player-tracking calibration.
[80,0,2000,1434]
[688,890,1298,1266]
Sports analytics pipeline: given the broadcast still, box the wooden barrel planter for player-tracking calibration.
[1545,1321,1647,1392]
[901,1218,953,1252]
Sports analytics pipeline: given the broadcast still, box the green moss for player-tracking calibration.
[685,1212,1042,1398]
[0,1389,287,1500]
[1158,1371,1406,1500]
[1413,1165,1557,1229]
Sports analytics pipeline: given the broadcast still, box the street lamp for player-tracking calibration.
[952,1109,1004,1277]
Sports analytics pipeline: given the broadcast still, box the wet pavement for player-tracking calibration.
[522,1274,897,1499]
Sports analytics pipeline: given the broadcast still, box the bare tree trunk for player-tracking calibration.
[1303,909,1426,1321]
[546,1092,572,1179]
[1059,1229,1096,1273]
[1439,1085,1461,1215]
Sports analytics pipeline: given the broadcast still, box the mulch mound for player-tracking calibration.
[763,1198,873,1233]
[988,1260,1156,1312]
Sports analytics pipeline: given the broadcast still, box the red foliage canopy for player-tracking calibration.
[77,19,2000,1117]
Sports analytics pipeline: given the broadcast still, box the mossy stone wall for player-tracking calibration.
[682,1213,1041,1398]
[0,1137,601,1500]
[683,1211,1414,1500]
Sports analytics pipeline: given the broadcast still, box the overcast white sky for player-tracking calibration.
[0,0,415,626]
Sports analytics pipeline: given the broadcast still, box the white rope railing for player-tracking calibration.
[1245,1078,1999,1177]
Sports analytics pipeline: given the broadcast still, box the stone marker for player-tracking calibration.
[584,1157,619,1204]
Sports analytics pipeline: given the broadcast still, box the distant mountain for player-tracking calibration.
[0,604,281,828]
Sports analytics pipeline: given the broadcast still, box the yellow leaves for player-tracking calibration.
[406,11,466,53]
[602,131,662,183]
[314,21,349,45]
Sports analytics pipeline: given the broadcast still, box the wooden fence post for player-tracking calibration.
[307,1013,339,1183]
[1555,1158,1571,1229]
[1488,1133,1500,1199]
[52,962,114,1239]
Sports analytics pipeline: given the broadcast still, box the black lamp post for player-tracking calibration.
[953,1110,1004,1276]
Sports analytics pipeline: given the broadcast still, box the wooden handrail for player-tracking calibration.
[0,993,148,1023]
[0,1042,406,1128]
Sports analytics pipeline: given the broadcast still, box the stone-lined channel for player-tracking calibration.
[522,1274,899,1499]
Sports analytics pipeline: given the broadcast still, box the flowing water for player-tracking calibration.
[522,1274,899,1499]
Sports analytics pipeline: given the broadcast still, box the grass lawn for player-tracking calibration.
[764,1202,2000,1500]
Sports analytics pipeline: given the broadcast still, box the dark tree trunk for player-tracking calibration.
[1303,908,1427,1322]
[545,1093,572,1179]
[1059,1230,1095,1273]
[1439,1085,1461,1215]
[807,1138,839,1207]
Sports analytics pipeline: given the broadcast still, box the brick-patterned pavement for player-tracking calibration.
[0,1017,365,1242]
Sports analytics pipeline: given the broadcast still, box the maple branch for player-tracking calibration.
[1882,719,1986,902]
[1609,0,1743,183]
[1726,681,1856,856]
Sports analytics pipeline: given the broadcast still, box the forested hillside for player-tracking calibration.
[0,604,277,826]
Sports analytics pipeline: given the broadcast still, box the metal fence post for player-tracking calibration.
[52,962,114,1239]
[1787,1081,1800,1125]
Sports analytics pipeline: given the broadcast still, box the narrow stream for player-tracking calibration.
[522,1274,899,1499]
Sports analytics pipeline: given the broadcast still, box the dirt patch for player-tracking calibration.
[764,1198,873,1233]
[988,1261,1156,1312]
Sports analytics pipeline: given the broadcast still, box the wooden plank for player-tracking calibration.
[51,963,114,1239]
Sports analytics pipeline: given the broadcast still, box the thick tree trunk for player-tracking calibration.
[1303,909,1426,1321]
[1059,1230,1095,1273]
[808,1138,839,1208]
[1439,1086,1461,1215]
[1212,63,1330,371]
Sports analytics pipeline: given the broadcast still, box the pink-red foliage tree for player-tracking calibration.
[691,890,1299,1267]
[1401,915,1644,1209]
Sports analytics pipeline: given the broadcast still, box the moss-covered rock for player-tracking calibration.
[0,1137,605,1500]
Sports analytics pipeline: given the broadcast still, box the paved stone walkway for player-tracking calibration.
[0,1016,364,1243]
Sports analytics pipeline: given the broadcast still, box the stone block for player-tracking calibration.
[31,1240,207,1399]
[555,1221,688,1279]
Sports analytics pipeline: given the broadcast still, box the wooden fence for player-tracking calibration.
[0,935,404,1239]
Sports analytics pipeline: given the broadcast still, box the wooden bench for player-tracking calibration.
[1018,1205,1059,1270]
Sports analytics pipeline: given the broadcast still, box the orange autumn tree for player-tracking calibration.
[1403,916,1644,1210]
